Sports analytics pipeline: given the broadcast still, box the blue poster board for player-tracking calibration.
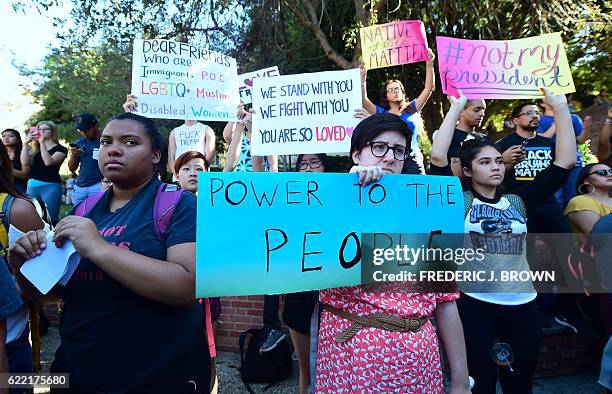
[196,172,463,297]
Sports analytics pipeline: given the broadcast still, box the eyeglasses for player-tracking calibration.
[297,160,323,170]
[367,141,409,161]
[518,110,541,117]
[387,87,402,94]
[588,168,612,177]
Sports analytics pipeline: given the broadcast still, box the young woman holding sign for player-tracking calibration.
[8,113,210,393]
[429,88,576,393]
[360,49,435,174]
[315,113,470,393]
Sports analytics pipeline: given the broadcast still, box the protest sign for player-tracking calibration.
[250,68,361,156]
[436,33,575,99]
[131,39,239,121]
[196,172,463,297]
[238,66,280,105]
[360,20,429,70]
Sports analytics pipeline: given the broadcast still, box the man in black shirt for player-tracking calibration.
[497,102,582,332]
[434,99,487,176]
[497,103,556,199]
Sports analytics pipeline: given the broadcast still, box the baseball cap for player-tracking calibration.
[75,113,98,130]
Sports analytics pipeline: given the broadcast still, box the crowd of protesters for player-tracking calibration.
[1,50,611,394]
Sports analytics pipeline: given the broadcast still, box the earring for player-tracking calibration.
[578,183,594,195]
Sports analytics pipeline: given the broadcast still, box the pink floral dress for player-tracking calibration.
[315,284,459,393]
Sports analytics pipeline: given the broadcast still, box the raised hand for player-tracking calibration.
[541,88,568,110]
[123,94,138,112]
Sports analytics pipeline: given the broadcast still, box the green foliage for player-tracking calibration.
[23,46,131,141]
[578,140,598,164]
[12,0,612,146]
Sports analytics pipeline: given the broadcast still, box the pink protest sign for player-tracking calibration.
[436,33,575,99]
[360,20,429,70]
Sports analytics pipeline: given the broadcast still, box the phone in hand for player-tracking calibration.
[520,140,529,150]
[69,143,79,148]
[28,126,40,141]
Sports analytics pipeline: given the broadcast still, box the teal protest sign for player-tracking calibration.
[196,172,463,297]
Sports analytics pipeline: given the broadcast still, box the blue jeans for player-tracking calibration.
[7,329,33,394]
[72,182,102,206]
[27,180,62,224]
[555,165,582,209]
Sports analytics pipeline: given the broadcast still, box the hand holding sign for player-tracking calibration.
[541,87,568,110]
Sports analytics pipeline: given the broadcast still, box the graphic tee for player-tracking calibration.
[173,122,209,159]
[496,133,555,194]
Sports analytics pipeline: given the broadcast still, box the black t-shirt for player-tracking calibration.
[56,179,200,391]
[496,133,555,196]
[10,155,27,193]
[29,144,68,183]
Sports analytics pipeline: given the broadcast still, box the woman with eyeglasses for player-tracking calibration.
[430,89,577,393]
[315,113,470,393]
[565,164,612,244]
[359,49,435,174]
[22,121,68,224]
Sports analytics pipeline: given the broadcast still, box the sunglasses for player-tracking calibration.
[588,168,612,177]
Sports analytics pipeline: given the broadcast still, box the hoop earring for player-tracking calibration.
[578,183,594,195]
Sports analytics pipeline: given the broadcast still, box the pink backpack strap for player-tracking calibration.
[152,183,184,240]
[74,192,106,217]
[204,298,217,358]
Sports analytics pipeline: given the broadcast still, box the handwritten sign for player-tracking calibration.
[436,33,575,99]
[250,69,361,156]
[360,20,429,70]
[195,172,463,297]
[238,66,280,105]
[131,39,239,121]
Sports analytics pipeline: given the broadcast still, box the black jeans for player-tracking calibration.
[263,294,281,330]
[457,295,542,394]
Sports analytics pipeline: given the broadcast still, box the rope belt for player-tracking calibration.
[322,304,429,343]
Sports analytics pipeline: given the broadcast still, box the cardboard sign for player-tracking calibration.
[360,20,429,70]
[195,172,463,297]
[131,39,239,121]
[238,66,281,105]
[250,68,361,155]
[436,33,575,99]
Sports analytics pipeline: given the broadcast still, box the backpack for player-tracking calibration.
[238,327,292,393]
[0,193,15,261]
[463,190,527,221]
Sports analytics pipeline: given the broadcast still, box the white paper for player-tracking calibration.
[20,231,81,294]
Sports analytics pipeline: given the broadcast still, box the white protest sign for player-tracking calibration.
[131,39,239,121]
[251,68,362,156]
[238,66,280,104]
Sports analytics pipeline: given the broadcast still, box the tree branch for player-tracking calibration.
[283,0,353,69]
